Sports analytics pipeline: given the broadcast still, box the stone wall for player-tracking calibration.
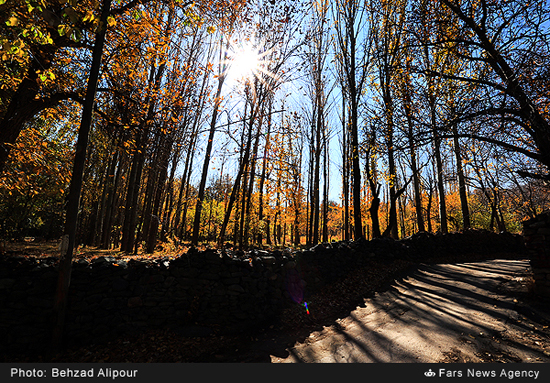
[523,212,550,298]
[0,249,298,355]
[0,230,527,355]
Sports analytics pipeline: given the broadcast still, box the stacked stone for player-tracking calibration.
[523,212,550,298]
[0,257,57,354]
[0,229,529,356]
[0,250,302,355]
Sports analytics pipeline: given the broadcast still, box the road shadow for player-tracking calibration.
[258,259,550,363]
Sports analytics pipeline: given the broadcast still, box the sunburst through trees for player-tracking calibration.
[1,0,550,251]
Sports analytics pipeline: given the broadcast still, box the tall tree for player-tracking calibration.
[371,0,408,238]
[399,54,425,232]
[51,0,113,354]
[333,0,373,240]
[305,0,330,245]
[191,34,231,245]
[416,0,448,233]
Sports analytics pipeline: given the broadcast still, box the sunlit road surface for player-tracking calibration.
[271,259,550,363]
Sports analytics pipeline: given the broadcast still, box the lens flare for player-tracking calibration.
[285,269,304,304]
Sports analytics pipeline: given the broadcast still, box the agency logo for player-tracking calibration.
[424,369,436,378]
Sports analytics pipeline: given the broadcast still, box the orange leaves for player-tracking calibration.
[6,16,20,27]
[107,15,117,27]
[0,121,73,207]
[82,9,96,24]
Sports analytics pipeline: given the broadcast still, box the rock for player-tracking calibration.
[112,278,129,291]
[254,250,271,257]
[163,276,175,288]
[26,296,52,308]
[201,272,220,280]
[311,244,326,253]
[228,284,245,293]
[0,278,15,289]
[92,256,116,264]
[260,255,276,264]
[204,250,222,263]
[284,261,297,269]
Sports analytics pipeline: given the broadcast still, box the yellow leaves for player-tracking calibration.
[10,40,26,56]
[206,26,216,33]
[107,16,117,28]
[82,10,95,24]
[6,16,20,27]
[0,122,74,204]
[37,69,55,84]
[1,38,29,67]
[58,24,72,37]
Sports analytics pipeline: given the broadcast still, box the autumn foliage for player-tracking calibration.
[1,0,550,252]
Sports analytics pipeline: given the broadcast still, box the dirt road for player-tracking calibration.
[270,259,550,363]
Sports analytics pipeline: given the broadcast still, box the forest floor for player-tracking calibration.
[2,240,549,363]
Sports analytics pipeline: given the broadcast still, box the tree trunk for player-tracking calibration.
[380,61,399,239]
[402,61,425,232]
[120,52,165,252]
[95,145,118,246]
[306,123,315,245]
[257,107,272,245]
[191,38,229,245]
[101,152,124,249]
[426,181,434,233]
[350,96,363,240]
[433,135,448,233]
[452,121,470,229]
[322,125,329,243]
[242,112,263,248]
[218,104,255,247]
[312,104,322,244]
[161,150,179,239]
[51,0,112,354]
[174,131,197,240]
[342,97,350,241]
[146,143,169,252]
[120,146,145,252]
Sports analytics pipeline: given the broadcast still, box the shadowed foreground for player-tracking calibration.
[271,259,550,363]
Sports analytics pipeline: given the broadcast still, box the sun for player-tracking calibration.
[228,43,261,82]
[224,40,279,91]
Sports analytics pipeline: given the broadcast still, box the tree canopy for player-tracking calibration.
[1,0,550,251]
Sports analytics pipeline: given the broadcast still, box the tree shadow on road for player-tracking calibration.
[272,259,550,363]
